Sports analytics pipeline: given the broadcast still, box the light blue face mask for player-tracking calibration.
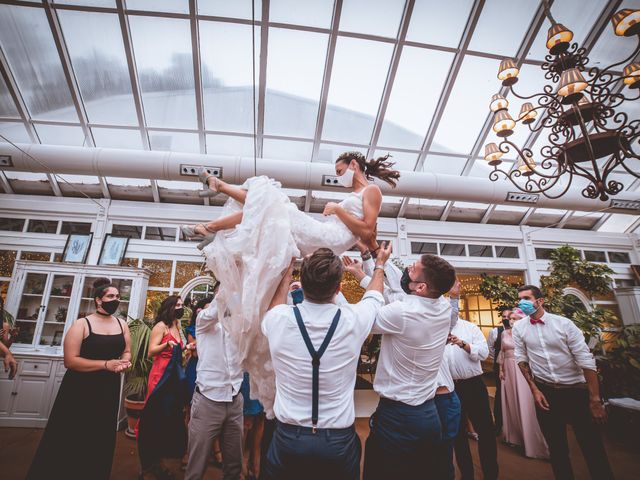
[518,299,537,316]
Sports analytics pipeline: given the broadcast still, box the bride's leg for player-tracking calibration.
[193,211,244,236]
[207,177,248,204]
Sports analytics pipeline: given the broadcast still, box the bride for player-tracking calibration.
[182,152,400,415]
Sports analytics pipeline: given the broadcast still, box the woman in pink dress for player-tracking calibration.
[498,308,549,459]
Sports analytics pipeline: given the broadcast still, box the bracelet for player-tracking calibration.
[104,360,109,370]
[361,251,372,261]
[374,265,385,272]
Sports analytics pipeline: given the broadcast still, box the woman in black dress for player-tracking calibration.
[27,278,132,480]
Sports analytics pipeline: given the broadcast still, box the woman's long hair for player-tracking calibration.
[336,151,401,187]
[155,295,182,327]
[190,296,214,326]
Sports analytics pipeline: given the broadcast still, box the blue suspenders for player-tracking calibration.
[293,306,341,433]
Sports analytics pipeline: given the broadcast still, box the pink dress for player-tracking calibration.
[498,329,549,459]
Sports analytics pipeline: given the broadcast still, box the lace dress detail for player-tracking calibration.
[202,176,369,416]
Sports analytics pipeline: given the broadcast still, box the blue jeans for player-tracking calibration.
[262,421,361,480]
[363,397,442,480]
[433,392,461,480]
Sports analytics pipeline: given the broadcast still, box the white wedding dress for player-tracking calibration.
[202,176,368,417]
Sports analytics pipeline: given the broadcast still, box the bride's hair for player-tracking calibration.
[336,151,400,188]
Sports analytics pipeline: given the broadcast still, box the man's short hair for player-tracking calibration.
[300,248,343,302]
[419,254,456,297]
[517,284,543,299]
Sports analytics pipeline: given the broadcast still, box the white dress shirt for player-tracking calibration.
[195,300,243,402]
[446,319,489,381]
[512,312,596,385]
[435,350,455,392]
[487,327,499,360]
[262,291,384,429]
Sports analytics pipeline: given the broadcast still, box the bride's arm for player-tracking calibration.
[326,186,382,242]
[268,260,295,310]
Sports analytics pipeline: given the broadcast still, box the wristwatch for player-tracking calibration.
[373,265,385,272]
[460,340,467,349]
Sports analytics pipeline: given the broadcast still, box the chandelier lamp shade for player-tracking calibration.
[484,1,640,201]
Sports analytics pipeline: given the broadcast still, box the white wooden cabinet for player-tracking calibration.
[0,261,149,428]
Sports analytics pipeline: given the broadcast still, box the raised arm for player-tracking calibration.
[269,260,295,310]
[324,185,382,244]
[448,279,461,331]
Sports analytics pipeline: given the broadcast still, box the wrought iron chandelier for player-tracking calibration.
[484,4,640,201]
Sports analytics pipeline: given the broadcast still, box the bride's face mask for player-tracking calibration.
[336,162,356,188]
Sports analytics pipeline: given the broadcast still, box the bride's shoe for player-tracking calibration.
[197,232,216,251]
[181,224,206,240]
[197,167,220,197]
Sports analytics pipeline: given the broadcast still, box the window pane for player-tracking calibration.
[174,261,204,289]
[200,21,260,133]
[129,16,196,128]
[440,243,466,256]
[60,221,92,234]
[0,5,77,122]
[589,0,640,66]
[0,122,31,143]
[411,241,437,254]
[58,10,138,125]
[468,244,493,257]
[406,0,473,47]
[317,143,367,164]
[584,250,606,262]
[206,134,255,156]
[432,55,501,154]
[92,127,144,149]
[373,149,417,171]
[112,224,142,239]
[468,0,538,56]
[270,0,334,28]
[339,0,404,38]
[534,247,554,260]
[55,1,115,6]
[126,0,189,13]
[34,124,86,146]
[0,218,25,232]
[142,259,173,288]
[262,138,313,162]
[149,131,199,153]
[378,48,454,149]
[322,37,393,144]
[495,246,519,258]
[264,28,327,138]
[597,214,638,233]
[145,226,177,242]
[423,154,467,175]
[527,0,604,60]
[198,0,260,19]
[20,251,51,261]
[27,220,58,233]
[608,252,631,264]
[0,250,17,277]
[0,75,19,117]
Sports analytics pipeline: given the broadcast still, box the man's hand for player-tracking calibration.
[590,398,607,424]
[449,279,461,299]
[342,256,364,276]
[375,241,392,266]
[532,388,550,411]
[3,352,17,379]
[167,340,178,350]
[323,202,340,216]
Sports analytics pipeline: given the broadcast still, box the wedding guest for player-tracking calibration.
[0,339,17,379]
[138,295,188,480]
[241,372,265,480]
[498,308,549,458]
[27,278,131,480]
[513,285,614,479]
[487,308,511,434]
[449,316,498,480]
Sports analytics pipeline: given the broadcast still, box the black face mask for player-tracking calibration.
[175,307,185,319]
[99,299,120,315]
[400,268,414,295]
[502,319,511,329]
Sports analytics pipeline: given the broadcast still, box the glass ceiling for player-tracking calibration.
[0,0,638,234]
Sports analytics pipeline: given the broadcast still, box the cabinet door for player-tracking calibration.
[11,376,50,418]
[14,272,49,347]
[38,274,76,348]
[0,375,15,416]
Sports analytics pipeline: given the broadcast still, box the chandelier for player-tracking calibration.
[484,4,640,201]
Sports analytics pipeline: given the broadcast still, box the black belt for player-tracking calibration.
[276,420,355,435]
[293,306,341,433]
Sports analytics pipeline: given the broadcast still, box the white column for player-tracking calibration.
[86,199,111,265]
[520,225,541,286]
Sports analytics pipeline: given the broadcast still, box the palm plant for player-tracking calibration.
[124,317,153,400]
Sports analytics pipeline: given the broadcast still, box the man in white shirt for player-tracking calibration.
[361,250,457,480]
[448,316,498,480]
[513,285,613,480]
[487,308,512,434]
[185,293,244,480]
[261,244,390,480]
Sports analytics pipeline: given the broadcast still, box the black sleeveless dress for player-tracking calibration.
[27,317,125,480]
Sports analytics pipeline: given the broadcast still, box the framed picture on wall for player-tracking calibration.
[61,233,93,264]
[98,235,130,266]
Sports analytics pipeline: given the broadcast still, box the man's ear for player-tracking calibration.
[335,284,342,295]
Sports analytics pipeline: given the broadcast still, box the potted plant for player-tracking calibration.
[123,317,153,438]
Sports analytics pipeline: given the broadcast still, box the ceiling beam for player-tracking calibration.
[592,213,613,231]
[0,172,13,194]
[519,207,536,225]
[306,0,343,212]
[398,0,486,218]
[624,216,640,234]
[189,0,206,156]
[556,210,573,229]
[255,0,270,162]
[480,204,496,224]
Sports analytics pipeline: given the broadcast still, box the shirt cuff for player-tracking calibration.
[359,276,372,289]
[362,290,384,304]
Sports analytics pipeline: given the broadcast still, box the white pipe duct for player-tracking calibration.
[1,143,638,213]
